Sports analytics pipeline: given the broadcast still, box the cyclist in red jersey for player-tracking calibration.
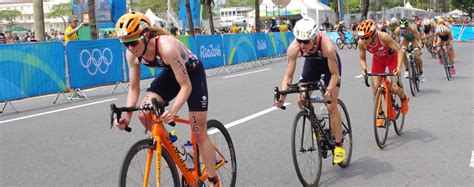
[357,19,409,127]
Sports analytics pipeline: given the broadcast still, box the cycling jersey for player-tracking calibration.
[366,32,398,73]
[439,34,449,41]
[423,25,431,34]
[401,30,415,42]
[144,36,208,111]
[299,32,342,87]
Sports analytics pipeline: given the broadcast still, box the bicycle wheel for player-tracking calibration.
[392,94,405,135]
[352,38,358,49]
[440,49,451,81]
[412,59,420,92]
[336,99,352,168]
[206,119,237,187]
[374,88,389,149]
[336,38,344,49]
[119,139,180,187]
[346,38,353,49]
[292,110,322,186]
[408,58,417,97]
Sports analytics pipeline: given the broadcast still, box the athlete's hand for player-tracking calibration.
[275,95,286,108]
[324,91,333,103]
[115,116,130,130]
[393,68,401,77]
[297,93,305,109]
[161,111,175,124]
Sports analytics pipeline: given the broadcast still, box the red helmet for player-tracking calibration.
[357,19,376,38]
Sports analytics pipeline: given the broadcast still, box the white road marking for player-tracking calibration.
[223,68,271,79]
[470,151,474,168]
[208,103,291,134]
[354,74,364,79]
[0,98,118,124]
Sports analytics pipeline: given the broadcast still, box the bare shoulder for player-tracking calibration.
[287,40,301,59]
[378,32,392,43]
[158,35,180,56]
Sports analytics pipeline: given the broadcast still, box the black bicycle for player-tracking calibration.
[423,36,436,59]
[435,44,453,81]
[274,75,352,186]
[404,45,421,97]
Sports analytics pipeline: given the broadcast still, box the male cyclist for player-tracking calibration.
[387,18,400,43]
[357,19,409,127]
[113,12,219,186]
[434,19,456,74]
[395,18,425,82]
[275,17,346,164]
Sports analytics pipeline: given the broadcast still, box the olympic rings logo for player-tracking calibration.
[80,48,113,75]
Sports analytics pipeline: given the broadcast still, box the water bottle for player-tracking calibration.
[183,141,194,169]
[169,130,178,143]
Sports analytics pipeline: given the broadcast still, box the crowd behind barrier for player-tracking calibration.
[1,27,473,112]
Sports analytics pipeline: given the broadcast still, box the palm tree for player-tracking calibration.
[361,0,369,21]
[204,0,215,34]
[88,0,97,39]
[185,0,195,36]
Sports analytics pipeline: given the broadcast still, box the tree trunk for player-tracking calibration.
[206,0,215,35]
[33,0,45,41]
[255,0,260,32]
[336,0,341,23]
[185,0,195,36]
[360,0,369,21]
[88,0,97,39]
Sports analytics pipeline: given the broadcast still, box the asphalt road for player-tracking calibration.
[1,42,473,186]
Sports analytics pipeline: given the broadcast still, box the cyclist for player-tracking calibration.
[387,18,400,43]
[274,17,346,164]
[434,19,456,74]
[356,19,409,127]
[336,21,347,41]
[421,19,435,53]
[395,18,425,82]
[113,12,219,186]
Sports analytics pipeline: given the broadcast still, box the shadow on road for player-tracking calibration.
[383,128,439,151]
[319,156,394,186]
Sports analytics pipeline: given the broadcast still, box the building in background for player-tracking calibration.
[219,7,253,27]
[0,0,69,33]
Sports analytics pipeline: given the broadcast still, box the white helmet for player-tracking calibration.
[293,18,318,40]
[339,21,345,24]
[390,17,398,24]
[436,25,447,34]
[422,19,430,25]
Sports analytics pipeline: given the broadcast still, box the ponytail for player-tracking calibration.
[148,26,171,38]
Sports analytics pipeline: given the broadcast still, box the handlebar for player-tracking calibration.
[110,98,175,132]
[363,72,395,87]
[274,75,329,110]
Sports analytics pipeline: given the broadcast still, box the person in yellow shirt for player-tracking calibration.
[231,24,240,34]
[64,16,85,44]
[279,22,289,32]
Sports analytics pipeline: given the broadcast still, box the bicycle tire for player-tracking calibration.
[336,38,344,49]
[440,49,451,81]
[374,88,389,149]
[346,38,353,49]
[119,139,180,187]
[413,59,420,92]
[206,119,237,187]
[352,38,358,49]
[408,59,417,97]
[292,110,322,186]
[393,93,405,135]
[335,100,353,168]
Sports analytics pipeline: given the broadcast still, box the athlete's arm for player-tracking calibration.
[321,35,339,94]
[161,37,192,117]
[358,39,368,74]
[276,41,299,107]
[380,32,403,73]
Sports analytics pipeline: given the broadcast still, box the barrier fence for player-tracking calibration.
[1,28,473,112]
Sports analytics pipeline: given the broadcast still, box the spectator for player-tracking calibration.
[64,16,85,44]
[279,21,289,32]
[270,17,279,32]
[0,32,6,44]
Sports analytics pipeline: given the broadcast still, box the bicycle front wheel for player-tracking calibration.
[206,119,237,187]
[336,100,353,168]
[408,59,417,97]
[292,110,322,186]
[393,93,406,135]
[119,139,180,187]
[346,38,353,49]
[440,49,451,81]
[374,88,390,149]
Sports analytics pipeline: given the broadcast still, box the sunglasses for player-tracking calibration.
[360,36,370,40]
[296,39,311,44]
[122,37,143,48]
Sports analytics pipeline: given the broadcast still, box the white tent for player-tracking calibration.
[284,0,335,25]
[447,9,468,17]
[145,9,165,26]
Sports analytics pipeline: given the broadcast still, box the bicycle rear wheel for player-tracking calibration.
[335,100,352,168]
[292,110,322,186]
[206,119,237,187]
[346,38,353,49]
[374,88,390,149]
[440,49,451,81]
[336,38,344,49]
[119,139,180,187]
[392,94,405,135]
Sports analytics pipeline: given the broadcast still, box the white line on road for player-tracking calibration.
[470,151,474,168]
[223,68,271,79]
[208,103,290,134]
[0,98,118,124]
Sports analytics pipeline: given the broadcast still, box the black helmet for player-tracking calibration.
[399,18,409,29]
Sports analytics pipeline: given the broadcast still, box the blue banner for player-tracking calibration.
[176,36,198,55]
[254,33,269,58]
[179,0,201,29]
[285,32,295,46]
[195,35,224,68]
[266,32,290,55]
[0,42,67,102]
[223,34,257,65]
[452,26,474,41]
[66,39,124,88]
